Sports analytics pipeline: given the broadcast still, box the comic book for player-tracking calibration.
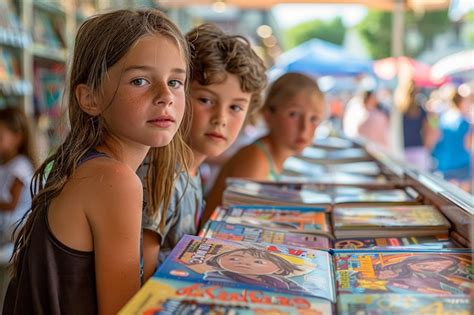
[222,179,333,207]
[209,205,330,235]
[334,234,455,249]
[155,235,337,302]
[333,205,451,238]
[201,220,332,249]
[119,278,333,315]
[337,294,472,315]
[334,250,473,296]
[223,178,419,208]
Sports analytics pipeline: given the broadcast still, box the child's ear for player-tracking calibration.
[76,84,101,116]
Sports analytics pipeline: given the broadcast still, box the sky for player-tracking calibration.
[272,4,368,30]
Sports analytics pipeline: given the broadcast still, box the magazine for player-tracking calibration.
[334,234,455,249]
[334,250,473,296]
[332,205,451,238]
[210,205,330,235]
[155,235,337,302]
[201,220,332,249]
[119,278,333,315]
[337,294,472,315]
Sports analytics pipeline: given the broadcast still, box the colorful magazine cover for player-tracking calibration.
[334,234,455,249]
[333,205,450,237]
[334,250,473,296]
[119,278,333,315]
[210,205,329,234]
[337,294,472,315]
[156,235,336,302]
[202,221,332,249]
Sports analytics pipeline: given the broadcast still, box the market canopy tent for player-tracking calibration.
[269,38,373,77]
[157,0,449,11]
[374,56,450,87]
[431,49,474,80]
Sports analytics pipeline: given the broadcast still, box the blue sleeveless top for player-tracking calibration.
[253,139,281,180]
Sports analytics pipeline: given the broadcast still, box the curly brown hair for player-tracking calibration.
[186,23,267,121]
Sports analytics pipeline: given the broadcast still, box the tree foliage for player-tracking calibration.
[283,17,345,50]
[357,9,452,59]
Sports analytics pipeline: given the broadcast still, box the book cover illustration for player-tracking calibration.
[333,205,450,237]
[211,205,329,234]
[335,251,473,296]
[156,235,336,302]
[203,220,332,249]
[334,234,454,249]
[337,294,472,315]
[119,278,333,315]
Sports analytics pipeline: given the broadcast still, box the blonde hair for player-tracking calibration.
[186,23,267,121]
[11,9,191,274]
[263,72,324,113]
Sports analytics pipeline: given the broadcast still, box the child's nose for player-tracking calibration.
[153,83,173,106]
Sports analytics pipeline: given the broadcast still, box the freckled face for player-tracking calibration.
[97,35,187,149]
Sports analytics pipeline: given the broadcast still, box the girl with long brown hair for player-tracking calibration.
[4,9,190,314]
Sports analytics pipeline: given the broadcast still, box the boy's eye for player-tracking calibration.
[253,260,265,265]
[230,104,243,112]
[198,97,213,106]
[289,111,299,118]
[131,78,148,86]
[168,80,184,89]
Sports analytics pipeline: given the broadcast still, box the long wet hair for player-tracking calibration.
[10,9,191,274]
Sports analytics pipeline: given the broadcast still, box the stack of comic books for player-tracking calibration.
[332,205,452,238]
[120,235,336,314]
[222,178,422,208]
[334,249,473,315]
[120,236,473,315]
[201,204,333,249]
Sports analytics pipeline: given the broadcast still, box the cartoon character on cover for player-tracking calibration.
[4,9,189,315]
[362,254,472,295]
[204,248,309,294]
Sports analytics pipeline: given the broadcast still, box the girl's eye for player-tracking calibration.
[230,105,243,112]
[168,80,184,89]
[131,78,148,86]
[310,116,320,124]
[254,260,265,264]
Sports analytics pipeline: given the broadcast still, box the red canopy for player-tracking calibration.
[374,56,450,88]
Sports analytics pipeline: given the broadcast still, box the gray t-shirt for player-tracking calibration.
[139,164,204,264]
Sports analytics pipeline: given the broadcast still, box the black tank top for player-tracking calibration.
[3,150,108,315]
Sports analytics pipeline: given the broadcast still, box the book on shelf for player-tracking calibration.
[337,294,472,315]
[155,235,337,302]
[201,220,332,250]
[334,249,472,296]
[119,277,333,315]
[332,205,451,238]
[209,205,330,236]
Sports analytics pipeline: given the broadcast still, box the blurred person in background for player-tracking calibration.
[399,81,430,170]
[357,90,391,151]
[429,89,472,191]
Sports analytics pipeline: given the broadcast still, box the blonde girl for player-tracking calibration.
[4,9,190,315]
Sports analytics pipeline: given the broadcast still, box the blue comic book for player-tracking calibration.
[155,235,336,303]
